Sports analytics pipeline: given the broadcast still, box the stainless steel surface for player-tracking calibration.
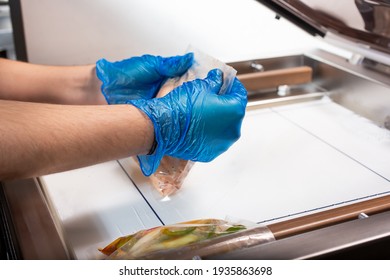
[0,5,14,59]
[247,92,324,110]
[209,210,390,260]
[362,56,390,75]
[277,85,291,96]
[231,49,390,128]
[250,62,265,72]
[2,179,70,259]
[0,182,20,259]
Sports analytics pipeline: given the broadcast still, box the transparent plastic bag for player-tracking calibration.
[149,156,195,197]
[149,46,237,197]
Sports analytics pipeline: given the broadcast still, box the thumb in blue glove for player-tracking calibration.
[128,69,248,176]
[96,53,193,104]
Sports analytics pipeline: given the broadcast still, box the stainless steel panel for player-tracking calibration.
[230,49,390,128]
[209,210,390,260]
[2,179,70,259]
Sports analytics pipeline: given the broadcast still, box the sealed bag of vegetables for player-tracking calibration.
[99,218,274,260]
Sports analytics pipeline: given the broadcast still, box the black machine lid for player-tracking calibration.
[256,0,390,56]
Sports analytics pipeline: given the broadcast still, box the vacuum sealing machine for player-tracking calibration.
[2,0,390,259]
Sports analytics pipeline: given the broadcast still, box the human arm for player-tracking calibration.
[0,53,194,180]
[0,58,107,105]
[0,69,247,180]
[0,63,246,180]
[0,100,154,180]
[0,53,193,105]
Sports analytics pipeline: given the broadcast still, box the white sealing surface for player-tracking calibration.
[41,97,390,259]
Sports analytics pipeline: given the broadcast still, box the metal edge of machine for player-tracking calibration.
[208,210,390,260]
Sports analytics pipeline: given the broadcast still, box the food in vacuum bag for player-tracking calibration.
[147,46,237,197]
[99,219,247,259]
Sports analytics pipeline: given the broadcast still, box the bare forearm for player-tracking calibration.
[0,58,106,105]
[0,100,154,180]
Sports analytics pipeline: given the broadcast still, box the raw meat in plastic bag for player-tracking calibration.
[148,46,237,197]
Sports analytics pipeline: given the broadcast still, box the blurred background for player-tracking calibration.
[0,0,15,59]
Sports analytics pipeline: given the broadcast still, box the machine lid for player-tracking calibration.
[256,0,390,56]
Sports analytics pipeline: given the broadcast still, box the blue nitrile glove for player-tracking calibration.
[96,53,193,104]
[128,69,248,176]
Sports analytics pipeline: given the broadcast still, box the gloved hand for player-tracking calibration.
[128,69,248,176]
[96,53,193,104]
